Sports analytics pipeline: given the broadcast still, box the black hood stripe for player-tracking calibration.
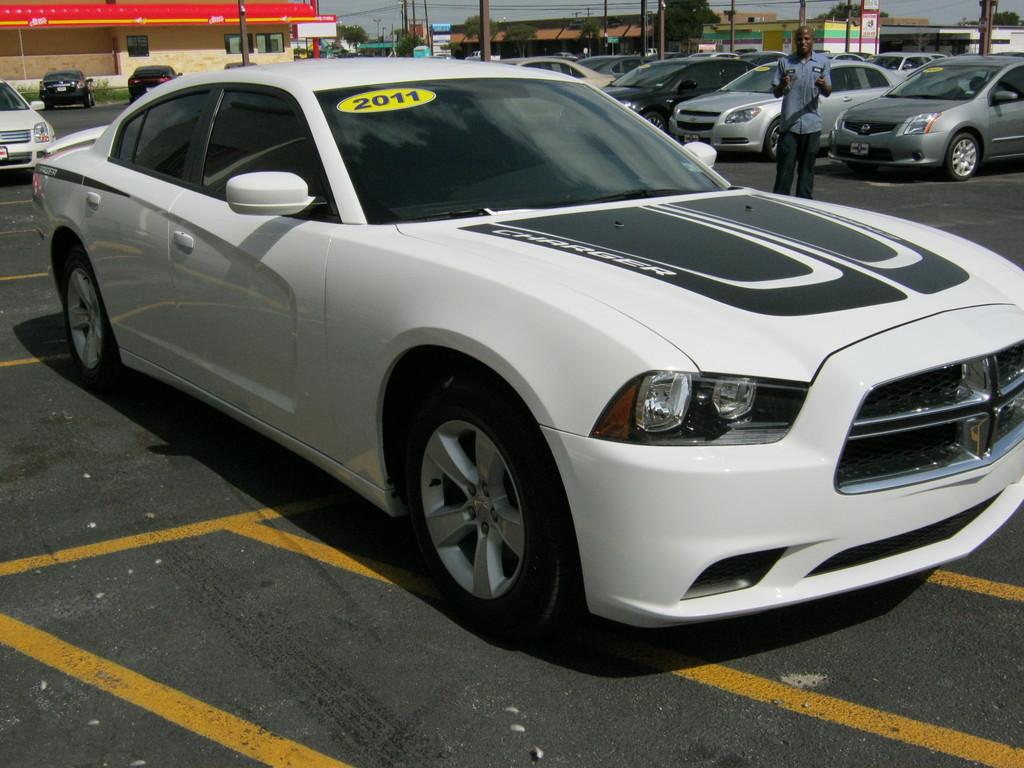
[463,196,968,317]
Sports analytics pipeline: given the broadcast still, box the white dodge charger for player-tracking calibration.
[33,59,1024,638]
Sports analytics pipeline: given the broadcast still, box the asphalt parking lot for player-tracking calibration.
[2,104,1024,768]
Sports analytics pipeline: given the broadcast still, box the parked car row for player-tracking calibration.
[594,52,1024,183]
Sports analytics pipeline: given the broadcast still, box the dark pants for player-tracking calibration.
[773,131,820,199]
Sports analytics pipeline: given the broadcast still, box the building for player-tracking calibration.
[0,0,335,82]
[700,16,1024,57]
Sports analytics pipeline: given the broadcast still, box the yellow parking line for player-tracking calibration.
[594,633,1024,768]
[0,496,343,577]
[227,519,439,598]
[926,569,1024,602]
[0,271,46,281]
[0,612,351,768]
[0,354,69,368]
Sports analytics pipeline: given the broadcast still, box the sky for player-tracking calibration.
[321,0,1024,34]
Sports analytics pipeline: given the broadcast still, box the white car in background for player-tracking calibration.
[0,78,54,171]
[672,60,898,160]
[500,56,614,87]
[33,59,1024,639]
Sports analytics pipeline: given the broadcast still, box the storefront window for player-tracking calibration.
[127,35,149,57]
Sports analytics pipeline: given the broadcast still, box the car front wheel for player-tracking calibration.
[944,132,979,181]
[762,118,781,162]
[643,110,668,131]
[406,376,582,639]
[61,247,125,390]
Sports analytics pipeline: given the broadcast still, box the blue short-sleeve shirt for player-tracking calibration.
[773,51,831,134]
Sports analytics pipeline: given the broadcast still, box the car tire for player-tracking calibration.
[61,247,126,391]
[762,118,781,162]
[406,376,582,640]
[42,100,51,110]
[643,110,668,132]
[944,132,979,182]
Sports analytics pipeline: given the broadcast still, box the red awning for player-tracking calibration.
[0,4,334,27]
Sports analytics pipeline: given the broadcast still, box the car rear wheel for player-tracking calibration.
[406,376,582,639]
[762,118,781,162]
[61,247,126,391]
[944,132,979,181]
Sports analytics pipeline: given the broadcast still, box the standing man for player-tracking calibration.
[772,26,832,198]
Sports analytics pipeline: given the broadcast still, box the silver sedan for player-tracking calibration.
[671,60,897,161]
[831,55,1024,181]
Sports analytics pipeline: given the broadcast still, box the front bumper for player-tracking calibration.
[830,127,951,167]
[543,305,1024,627]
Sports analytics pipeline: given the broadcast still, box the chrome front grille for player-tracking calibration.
[842,119,897,136]
[0,129,31,145]
[837,339,1024,493]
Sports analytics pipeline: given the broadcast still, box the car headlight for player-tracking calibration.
[33,122,52,143]
[592,371,806,445]
[724,107,762,124]
[618,99,638,111]
[899,112,941,136]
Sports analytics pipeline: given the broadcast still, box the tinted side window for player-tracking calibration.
[719,62,749,84]
[863,67,891,88]
[996,66,1024,97]
[831,68,854,92]
[201,89,324,199]
[119,93,208,179]
[684,63,721,88]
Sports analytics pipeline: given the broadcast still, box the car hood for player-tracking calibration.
[843,95,965,120]
[0,107,48,131]
[679,91,777,112]
[397,189,1024,382]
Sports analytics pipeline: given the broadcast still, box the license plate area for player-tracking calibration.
[851,141,870,156]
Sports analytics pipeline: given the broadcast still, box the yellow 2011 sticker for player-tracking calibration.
[337,88,436,113]
[923,66,944,73]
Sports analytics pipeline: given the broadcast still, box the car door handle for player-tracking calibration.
[86,191,101,208]
[173,230,195,251]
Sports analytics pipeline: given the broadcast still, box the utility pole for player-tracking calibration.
[728,0,735,53]
[237,0,249,65]
[480,0,491,61]
[799,0,806,25]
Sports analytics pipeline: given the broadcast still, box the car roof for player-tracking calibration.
[160,58,574,93]
[44,70,83,78]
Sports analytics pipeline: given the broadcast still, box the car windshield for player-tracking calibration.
[44,71,80,82]
[610,61,685,88]
[0,83,28,111]
[318,78,722,223]
[721,65,776,93]
[886,64,999,100]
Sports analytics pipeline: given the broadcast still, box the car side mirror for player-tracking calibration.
[993,89,1019,104]
[226,172,315,216]
[678,79,698,91]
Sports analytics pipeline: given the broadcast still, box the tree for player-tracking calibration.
[337,24,368,48]
[994,11,1022,25]
[505,25,537,57]
[579,17,602,52]
[395,33,424,57]
[463,15,500,42]
[665,0,718,45]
